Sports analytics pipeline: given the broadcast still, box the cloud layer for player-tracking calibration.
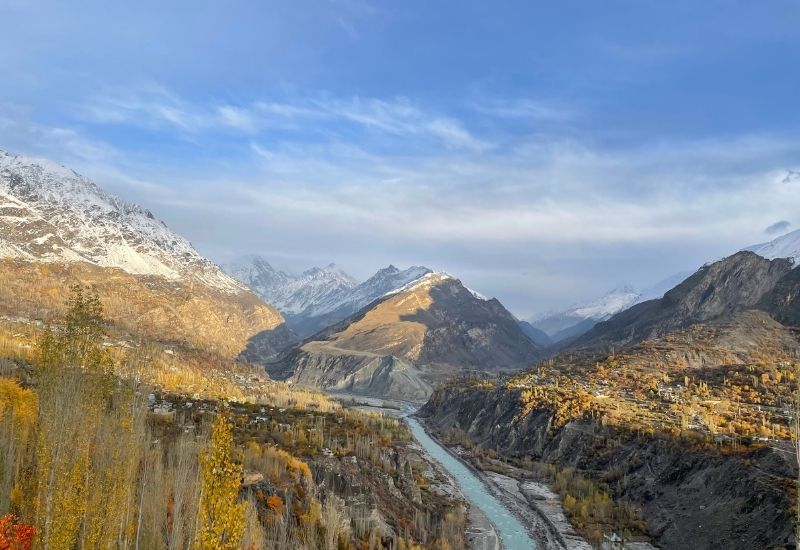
[1,1,799,316]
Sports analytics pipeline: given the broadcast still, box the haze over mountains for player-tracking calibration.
[529,272,692,343]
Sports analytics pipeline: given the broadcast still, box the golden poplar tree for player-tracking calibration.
[196,412,246,550]
[28,285,121,549]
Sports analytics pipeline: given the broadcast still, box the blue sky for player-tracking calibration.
[1,0,799,316]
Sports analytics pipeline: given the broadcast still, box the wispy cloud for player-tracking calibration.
[216,132,800,252]
[80,86,489,151]
[0,111,117,163]
[765,220,791,235]
[469,98,576,121]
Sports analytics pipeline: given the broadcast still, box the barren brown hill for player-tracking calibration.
[0,259,285,357]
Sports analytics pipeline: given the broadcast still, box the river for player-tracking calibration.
[404,415,536,550]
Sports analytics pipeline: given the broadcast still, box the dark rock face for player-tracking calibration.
[419,385,796,550]
[760,266,800,327]
[517,320,553,347]
[404,280,544,370]
[239,323,300,364]
[570,252,795,353]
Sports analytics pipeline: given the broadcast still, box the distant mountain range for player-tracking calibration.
[224,256,431,337]
[224,256,358,316]
[529,272,692,343]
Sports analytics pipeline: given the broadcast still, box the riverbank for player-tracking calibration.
[414,415,594,550]
[409,435,502,550]
[334,393,594,550]
[333,394,501,550]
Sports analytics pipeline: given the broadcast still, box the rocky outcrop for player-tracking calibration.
[272,344,433,401]
[760,265,800,327]
[419,385,796,550]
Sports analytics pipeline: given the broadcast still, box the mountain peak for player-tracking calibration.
[0,149,245,294]
[747,229,800,264]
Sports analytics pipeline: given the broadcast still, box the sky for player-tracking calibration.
[1,0,799,318]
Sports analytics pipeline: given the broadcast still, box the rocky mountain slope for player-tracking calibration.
[226,256,432,337]
[418,383,795,550]
[568,252,796,353]
[0,150,245,293]
[418,248,800,549]
[516,320,552,347]
[259,273,544,401]
[0,150,286,356]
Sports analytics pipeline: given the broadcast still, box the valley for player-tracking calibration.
[2,4,796,549]
[0,149,797,549]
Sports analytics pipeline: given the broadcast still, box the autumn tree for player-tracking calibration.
[28,285,143,549]
[196,412,246,550]
[0,514,35,550]
[0,380,36,515]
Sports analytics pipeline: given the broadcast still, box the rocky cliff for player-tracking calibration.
[419,384,795,550]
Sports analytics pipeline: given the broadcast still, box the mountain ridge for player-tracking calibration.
[0,149,286,357]
[0,150,245,294]
[225,256,433,337]
[258,272,544,401]
[565,251,796,354]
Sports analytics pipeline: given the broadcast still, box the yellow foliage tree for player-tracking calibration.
[26,285,143,550]
[196,412,246,549]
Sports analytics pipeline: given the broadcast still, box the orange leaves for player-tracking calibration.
[0,515,35,550]
[266,495,283,514]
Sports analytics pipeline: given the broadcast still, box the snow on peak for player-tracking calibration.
[746,229,800,264]
[531,286,642,325]
[0,149,245,294]
[223,255,359,315]
[383,271,452,297]
[570,286,641,319]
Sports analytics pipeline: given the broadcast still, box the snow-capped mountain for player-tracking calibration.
[568,285,641,320]
[530,286,641,342]
[224,256,358,315]
[530,271,695,344]
[226,259,432,337]
[746,229,800,264]
[0,150,244,294]
[337,265,432,313]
